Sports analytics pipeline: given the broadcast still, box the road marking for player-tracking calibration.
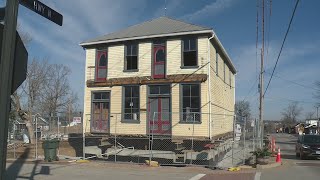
[189,174,206,180]
[254,172,261,180]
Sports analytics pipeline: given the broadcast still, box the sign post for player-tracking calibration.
[0,0,20,179]
[0,1,63,179]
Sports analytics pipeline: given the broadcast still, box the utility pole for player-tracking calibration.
[259,0,265,148]
[0,0,19,179]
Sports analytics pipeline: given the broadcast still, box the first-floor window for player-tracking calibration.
[123,86,140,121]
[180,84,201,122]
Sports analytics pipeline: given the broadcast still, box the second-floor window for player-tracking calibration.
[125,43,138,71]
[96,50,107,82]
[182,37,197,67]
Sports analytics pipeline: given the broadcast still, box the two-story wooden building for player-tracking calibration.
[80,17,236,140]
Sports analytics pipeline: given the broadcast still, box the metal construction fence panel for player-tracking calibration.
[7,112,262,168]
[6,115,84,160]
[83,112,239,167]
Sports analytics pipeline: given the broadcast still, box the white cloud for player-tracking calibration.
[181,0,237,21]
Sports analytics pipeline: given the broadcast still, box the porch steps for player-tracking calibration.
[99,137,112,147]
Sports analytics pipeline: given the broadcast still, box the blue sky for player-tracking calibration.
[2,0,320,120]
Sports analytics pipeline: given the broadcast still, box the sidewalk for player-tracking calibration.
[6,159,258,180]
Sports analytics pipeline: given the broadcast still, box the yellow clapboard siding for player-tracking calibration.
[83,37,235,138]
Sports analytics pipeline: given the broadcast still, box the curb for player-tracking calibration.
[256,162,282,170]
[6,159,73,165]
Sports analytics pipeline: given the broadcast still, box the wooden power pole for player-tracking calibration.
[259,0,265,148]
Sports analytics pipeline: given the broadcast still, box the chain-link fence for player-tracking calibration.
[7,112,262,168]
[6,115,84,161]
[216,117,262,168]
[82,112,238,167]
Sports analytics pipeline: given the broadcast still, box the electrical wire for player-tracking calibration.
[264,71,319,91]
[263,0,300,97]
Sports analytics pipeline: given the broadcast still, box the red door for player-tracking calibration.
[148,97,170,135]
[91,102,109,133]
[96,50,107,82]
[153,45,165,79]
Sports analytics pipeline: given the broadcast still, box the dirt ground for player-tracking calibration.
[6,140,81,159]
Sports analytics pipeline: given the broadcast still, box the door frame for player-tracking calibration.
[146,84,171,136]
[91,91,111,134]
[152,40,167,79]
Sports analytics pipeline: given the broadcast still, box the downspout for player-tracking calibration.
[208,34,215,140]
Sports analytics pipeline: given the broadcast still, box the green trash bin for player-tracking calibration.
[43,139,60,162]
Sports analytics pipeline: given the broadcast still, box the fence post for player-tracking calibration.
[190,113,195,165]
[82,115,87,159]
[115,114,117,162]
[13,124,16,159]
[243,116,246,165]
[35,116,38,160]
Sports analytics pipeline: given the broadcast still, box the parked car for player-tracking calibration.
[296,135,320,160]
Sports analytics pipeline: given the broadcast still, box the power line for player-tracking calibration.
[242,77,259,102]
[264,96,317,104]
[263,0,300,97]
[264,71,319,91]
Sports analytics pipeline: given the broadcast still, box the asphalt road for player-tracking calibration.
[261,133,320,180]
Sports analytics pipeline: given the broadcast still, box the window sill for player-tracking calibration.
[120,120,140,124]
[123,69,139,72]
[180,66,199,69]
[179,121,202,124]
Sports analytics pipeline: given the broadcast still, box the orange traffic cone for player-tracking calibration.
[276,148,281,163]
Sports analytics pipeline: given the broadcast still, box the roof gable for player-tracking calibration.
[80,17,211,45]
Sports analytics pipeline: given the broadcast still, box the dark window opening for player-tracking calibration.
[93,92,110,100]
[181,84,200,122]
[156,49,165,62]
[182,38,197,67]
[123,86,140,121]
[125,44,138,70]
[149,85,170,95]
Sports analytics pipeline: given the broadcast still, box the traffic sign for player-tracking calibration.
[0,24,28,94]
[19,0,63,26]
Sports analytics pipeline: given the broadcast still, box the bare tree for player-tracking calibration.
[12,59,49,144]
[305,111,315,120]
[40,64,77,117]
[281,102,303,124]
[235,100,251,122]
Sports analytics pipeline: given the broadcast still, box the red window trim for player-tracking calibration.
[96,50,107,82]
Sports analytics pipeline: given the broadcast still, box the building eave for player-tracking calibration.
[79,30,213,46]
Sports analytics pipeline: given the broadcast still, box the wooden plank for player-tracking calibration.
[87,74,207,87]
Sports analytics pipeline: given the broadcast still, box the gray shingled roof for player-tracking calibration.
[80,17,212,45]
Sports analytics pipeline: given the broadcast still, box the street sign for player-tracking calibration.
[73,117,82,124]
[0,24,28,94]
[19,0,63,26]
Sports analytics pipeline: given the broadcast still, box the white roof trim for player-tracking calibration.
[79,30,213,46]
